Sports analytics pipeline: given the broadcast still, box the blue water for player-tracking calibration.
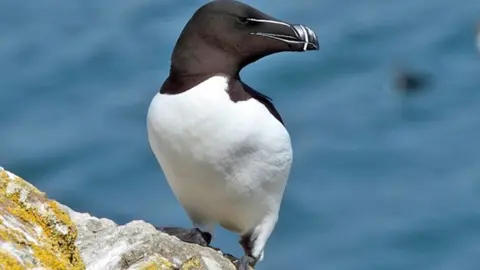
[1,1,480,269]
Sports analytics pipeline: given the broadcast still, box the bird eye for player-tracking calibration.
[237,16,250,25]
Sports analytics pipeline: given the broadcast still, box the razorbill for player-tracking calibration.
[147,1,319,269]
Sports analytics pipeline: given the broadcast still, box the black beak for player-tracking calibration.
[248,18,319,51]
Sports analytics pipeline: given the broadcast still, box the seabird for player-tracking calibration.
[147,1,319,269]
[393,65,431,94]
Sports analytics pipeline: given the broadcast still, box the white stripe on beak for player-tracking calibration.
[246,18,291,28]
[298,25,309,51]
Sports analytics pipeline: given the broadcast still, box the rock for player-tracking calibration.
[0,167,84,269]
[0,167,239,270]
[62,208,237,270]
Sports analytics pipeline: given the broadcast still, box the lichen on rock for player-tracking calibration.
[0,167,84,269]
[0,167,242,270]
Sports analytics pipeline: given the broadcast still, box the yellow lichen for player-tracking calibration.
[138,256,175,270]
[0,168,85,269]
[0,251,24,270]
[158,257,175,269]
[31,244,75,270]
[140,263,159,270]
[181,256,202,270]
[0,219,26,244]
[0,170,43,197]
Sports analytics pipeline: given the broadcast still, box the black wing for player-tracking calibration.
[241,82,284,126]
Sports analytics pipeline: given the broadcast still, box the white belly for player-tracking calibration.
[146,76,292,234]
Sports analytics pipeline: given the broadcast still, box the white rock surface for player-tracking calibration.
[61,205,238,270]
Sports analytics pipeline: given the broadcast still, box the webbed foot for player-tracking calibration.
[235,255,256,270]
[156,226,212,247]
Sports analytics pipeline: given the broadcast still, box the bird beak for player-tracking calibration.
[248,18,319,51]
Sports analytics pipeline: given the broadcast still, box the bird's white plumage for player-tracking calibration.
[146,75,292,260]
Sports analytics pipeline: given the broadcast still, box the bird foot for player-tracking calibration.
[156,226,211,247]
[234,255,256,270]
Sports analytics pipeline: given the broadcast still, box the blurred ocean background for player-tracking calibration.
[1,0,480,269]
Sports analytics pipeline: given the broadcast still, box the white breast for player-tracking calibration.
[146,75,292,235]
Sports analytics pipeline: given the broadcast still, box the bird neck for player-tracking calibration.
[170,35,241,79]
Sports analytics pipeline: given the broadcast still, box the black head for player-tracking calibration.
[170,0,319,77]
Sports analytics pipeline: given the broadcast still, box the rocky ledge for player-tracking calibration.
[0,167,238,270]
